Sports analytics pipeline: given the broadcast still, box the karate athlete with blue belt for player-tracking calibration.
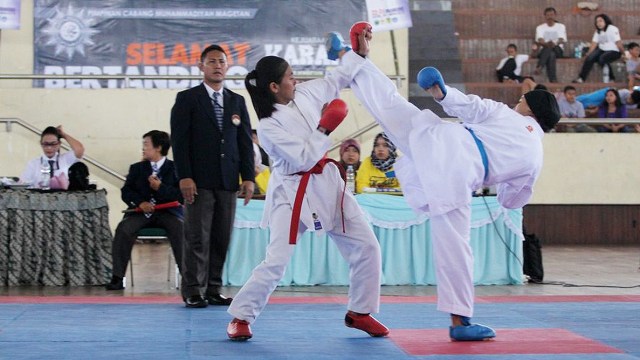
[225,51,389,341]
[329,22,560,341]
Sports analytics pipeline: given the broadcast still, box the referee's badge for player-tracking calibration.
[232,114,241,126]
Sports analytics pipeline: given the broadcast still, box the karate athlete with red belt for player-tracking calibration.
[226,48,389,341]
[331,22,561,341]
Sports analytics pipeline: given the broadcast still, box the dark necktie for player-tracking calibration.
[48,160,55,178]
[212,92,224,130]
[147,162,158,218]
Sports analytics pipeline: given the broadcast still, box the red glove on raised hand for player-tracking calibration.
[318,99,348,135]
[350,21,372,53]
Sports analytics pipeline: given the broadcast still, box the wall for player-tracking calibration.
[0,2,408,231]
[2,3,640,235]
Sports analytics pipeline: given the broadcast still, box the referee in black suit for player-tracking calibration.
[170,44,255,308]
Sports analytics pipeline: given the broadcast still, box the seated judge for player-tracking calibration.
[106,130,184,290]
[19,125,84,187]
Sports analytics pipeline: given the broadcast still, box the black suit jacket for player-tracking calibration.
[170,83,255,191]
[121,159,183,219]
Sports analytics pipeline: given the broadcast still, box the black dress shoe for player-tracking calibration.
[105,276,124,291]
[185,295,208,308]
[206,293,233,306]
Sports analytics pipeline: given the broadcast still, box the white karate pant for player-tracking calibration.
[430,205,475,317]
[228,203,382,323]
[350,57,476,317]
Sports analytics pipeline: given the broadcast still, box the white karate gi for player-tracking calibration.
[347,56,544,317]
[228,52,382,323]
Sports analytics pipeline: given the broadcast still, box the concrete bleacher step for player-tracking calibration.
[462,58,627,83]
[451,0,640,12]
[453,10,639,40]
[451,0,637,106]
[463,82,627,107]
[458,38,640,60]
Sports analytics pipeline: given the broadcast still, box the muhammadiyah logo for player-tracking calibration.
[41,5,99,59]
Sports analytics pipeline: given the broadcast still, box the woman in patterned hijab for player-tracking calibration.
[355,132,401,193]
[370,132,397,172]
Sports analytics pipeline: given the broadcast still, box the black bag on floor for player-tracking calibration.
[523,232,544,283]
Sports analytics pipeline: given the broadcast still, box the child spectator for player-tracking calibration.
[557,85,595,132]
[496,44,529,82]
[625,42,640,90]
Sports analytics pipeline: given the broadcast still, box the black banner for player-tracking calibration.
[34,0,365,89]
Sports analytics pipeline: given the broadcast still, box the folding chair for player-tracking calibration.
[128,227,180,289]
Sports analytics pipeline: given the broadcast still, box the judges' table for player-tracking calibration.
[224,194,523,286]
[0,189,111,286]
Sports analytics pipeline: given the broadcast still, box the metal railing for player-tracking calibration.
[3,115,640,183]
[0,118,126,182]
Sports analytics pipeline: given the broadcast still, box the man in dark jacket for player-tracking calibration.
[106,130,184,290]
[170,44,255,307]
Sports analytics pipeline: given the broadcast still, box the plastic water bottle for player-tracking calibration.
[602,65,610,83]
[346,165,355,193]
[39,160,51,189]
[574,44,582,59]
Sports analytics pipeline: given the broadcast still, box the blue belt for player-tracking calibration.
[465,127,488,181]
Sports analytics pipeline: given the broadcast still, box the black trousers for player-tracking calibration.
[496,58,518,82]
[537,46,563,82]
[181,188,237,298]
[111,211,184,278]
[578,48,621,81]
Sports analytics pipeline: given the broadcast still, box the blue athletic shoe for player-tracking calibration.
[417,66,447,96]
[449,316,496,341]
[326,31,351,60]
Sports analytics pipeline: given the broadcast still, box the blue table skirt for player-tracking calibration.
[224,194,523,286]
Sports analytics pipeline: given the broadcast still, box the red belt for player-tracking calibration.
[289,158,346,244]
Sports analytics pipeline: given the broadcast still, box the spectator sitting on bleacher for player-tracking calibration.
[496,44,529,83]
[573,14,624,84]
[625,42,640,90]
[577,87,640,109]
[556,85,595,132]
[594,88,632,132]
[534,7,566,83]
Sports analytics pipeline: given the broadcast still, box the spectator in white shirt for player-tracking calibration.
[534,7,567,83]
[573,13,624,83]
[496,44,529,82]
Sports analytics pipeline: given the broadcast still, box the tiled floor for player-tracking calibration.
[2,244,639,298]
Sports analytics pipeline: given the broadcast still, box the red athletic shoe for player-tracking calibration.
[344,311,389,337]
[227,318,252,341]
[349,21,372,52]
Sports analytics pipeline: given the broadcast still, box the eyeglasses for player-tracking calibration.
[41,142,60,147]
